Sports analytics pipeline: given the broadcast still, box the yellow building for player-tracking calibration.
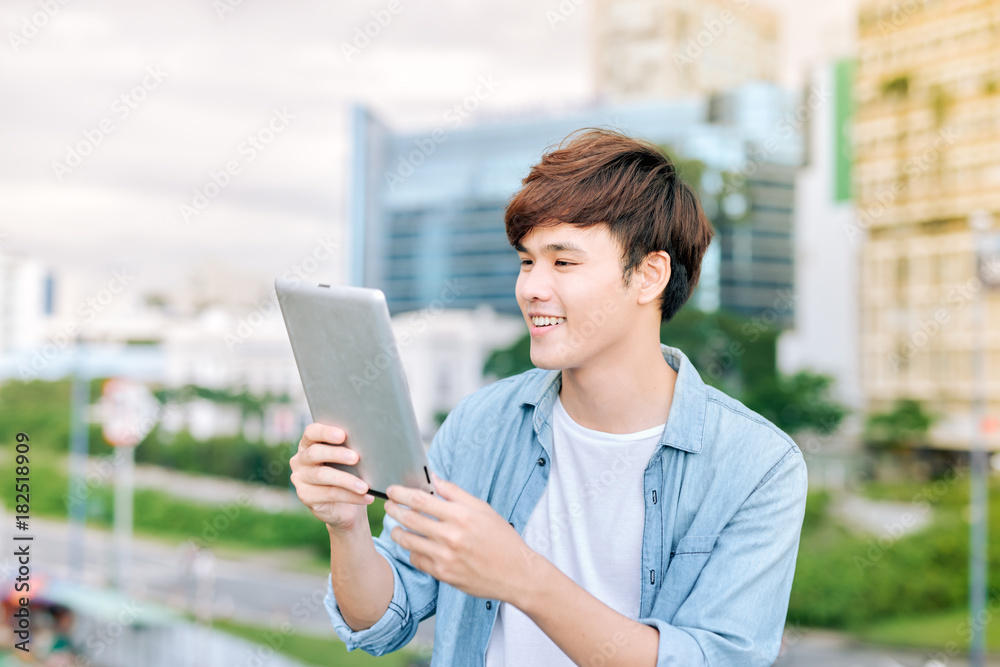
[593,0,778,101]
[854,0,1000,448]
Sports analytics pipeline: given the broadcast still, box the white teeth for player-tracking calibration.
[532,316,566,327]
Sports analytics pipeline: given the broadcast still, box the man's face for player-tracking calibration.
[515,222,639,371]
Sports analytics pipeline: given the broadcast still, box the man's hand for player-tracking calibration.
[384,472,538,605]
[386,473,662,666]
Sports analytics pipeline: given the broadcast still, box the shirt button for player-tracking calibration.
[486,601,492,610]
[537,457,546,466]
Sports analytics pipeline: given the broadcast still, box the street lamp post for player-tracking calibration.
[68,341,90,584]
[969,209,997,667]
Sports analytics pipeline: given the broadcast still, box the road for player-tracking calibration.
[775,629,1000,666]
[0,511,437,649]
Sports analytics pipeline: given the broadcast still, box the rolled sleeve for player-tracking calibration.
[637,618,708,667]
[323,543,411,654]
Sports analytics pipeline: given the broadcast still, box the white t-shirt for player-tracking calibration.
[484,392,665,666]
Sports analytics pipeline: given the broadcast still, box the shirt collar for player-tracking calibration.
[516,343,707,454]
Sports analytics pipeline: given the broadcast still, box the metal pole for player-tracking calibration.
[969,210,990,667]
[68,342,89,583]
[113,444,135,594]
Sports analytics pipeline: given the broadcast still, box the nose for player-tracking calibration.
[517,262,555,305]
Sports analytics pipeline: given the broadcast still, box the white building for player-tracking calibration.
[390,304,525,441]
[0,252,49,355]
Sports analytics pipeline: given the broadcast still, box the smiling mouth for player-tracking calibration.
[531,318,566,332]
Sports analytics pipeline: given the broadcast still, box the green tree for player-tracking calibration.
[742,371,848,436]
[483,334,534,381]
[863,398,937,450]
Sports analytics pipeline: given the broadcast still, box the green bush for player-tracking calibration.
[119,427,295,488]
[801,490,830,533]
[0,454,387,556]
[788,474,1000,630]
[0,378,75,454]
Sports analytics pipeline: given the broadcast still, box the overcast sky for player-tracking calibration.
[0,0,856,313]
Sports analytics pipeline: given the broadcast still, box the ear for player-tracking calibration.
[637,251,671,306]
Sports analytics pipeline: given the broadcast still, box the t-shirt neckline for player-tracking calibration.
[554,394,667,442]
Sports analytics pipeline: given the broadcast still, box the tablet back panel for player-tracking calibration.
[275,279,433,498]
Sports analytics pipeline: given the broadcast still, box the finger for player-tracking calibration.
[385,499,442,538]
[430,472,475,504]
[385,485,455,520]
[298,485,372,507]
[303,423,346,446]
[299,465,369,494]
[304,442,361,466]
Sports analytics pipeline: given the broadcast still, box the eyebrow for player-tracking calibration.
[514,241,589,257]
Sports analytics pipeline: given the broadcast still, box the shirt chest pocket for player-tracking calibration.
[661,534,720,608]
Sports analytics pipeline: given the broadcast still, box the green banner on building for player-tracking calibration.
[833,58,856,202]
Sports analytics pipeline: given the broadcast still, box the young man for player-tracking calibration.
[289,128,808,666]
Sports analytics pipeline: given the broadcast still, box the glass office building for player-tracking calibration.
[350,83,803,326]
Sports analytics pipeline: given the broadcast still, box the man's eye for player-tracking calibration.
[520,260,572,266]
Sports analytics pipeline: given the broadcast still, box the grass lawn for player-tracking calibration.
[858,607,1000,653]
[212,617,430,667]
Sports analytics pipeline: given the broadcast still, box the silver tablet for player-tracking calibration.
[275,278,434,499]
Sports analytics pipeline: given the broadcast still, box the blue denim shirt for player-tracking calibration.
[324,343,808,666]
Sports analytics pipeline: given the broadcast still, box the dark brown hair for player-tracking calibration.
[505,128,715,323]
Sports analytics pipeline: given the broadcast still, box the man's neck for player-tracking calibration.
[557,343,677,435]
